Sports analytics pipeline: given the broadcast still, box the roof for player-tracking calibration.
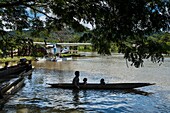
[56,43,92,46]
[34,42,92,46]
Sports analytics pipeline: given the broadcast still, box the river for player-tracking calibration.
[1,53,170,113]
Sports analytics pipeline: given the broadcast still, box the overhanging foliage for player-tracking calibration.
[0,0,170,67]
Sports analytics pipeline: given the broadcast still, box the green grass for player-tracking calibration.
[61,53,81,57]
[0,56,35,63]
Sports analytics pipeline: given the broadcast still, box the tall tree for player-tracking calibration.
[0,0,170,67]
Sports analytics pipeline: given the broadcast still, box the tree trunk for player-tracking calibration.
[10,47,13,58]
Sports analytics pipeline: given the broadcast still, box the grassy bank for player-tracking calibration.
[61,53,83,57]
[0,56,35,63]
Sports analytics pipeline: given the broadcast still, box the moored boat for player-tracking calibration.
[0,65,27,78]
[22,68,34,79]
[0,58,33,79]
[0,77,25,106]
[0,68,34,82]
[46,57,72,62]
[47,83,155,90]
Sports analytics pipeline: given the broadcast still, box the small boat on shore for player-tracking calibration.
[46,57,72,62]
[0,59,33,79]
[0,65,27,78]
[47,83,155,90]
[23,68,34,79]
[0,67,34,83]
[0,77,25,107]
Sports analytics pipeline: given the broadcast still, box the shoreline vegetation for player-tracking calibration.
[0,53,169,64]
[0,53,84,64]
[0,56,35,64]
[0,53,85,63]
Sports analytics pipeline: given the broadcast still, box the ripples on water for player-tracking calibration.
[1,54,170,113]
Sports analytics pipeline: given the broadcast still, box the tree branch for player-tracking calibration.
[23,3,56,20]
[0,0,56,20]
[0,0,35,8]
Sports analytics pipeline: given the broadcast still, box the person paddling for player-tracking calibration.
[72,71,80,89]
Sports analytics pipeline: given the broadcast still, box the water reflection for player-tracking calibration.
[72,90,80,107]
[69,88,153,112]
[123,89,154,96]
[71,88,152,107]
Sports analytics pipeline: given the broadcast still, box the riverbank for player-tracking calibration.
[0,56,35,63]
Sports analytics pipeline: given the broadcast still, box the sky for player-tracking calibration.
[1,7,93,31]
[26,7,94,30]
[39,15,94,30]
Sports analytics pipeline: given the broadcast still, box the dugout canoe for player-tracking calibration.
[0,58,33,78]
[0,64,33,79]
[0,65,27,78]
[47,83,155,90]
[0,68,34,84]
[46,57,72,62]
[0,77,25,106]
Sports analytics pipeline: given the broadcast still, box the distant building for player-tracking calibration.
[34,42,92,55]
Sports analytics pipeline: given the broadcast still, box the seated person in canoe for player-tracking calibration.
[3,62,9,70]
[100,78,105,85]
[72,71,80,89]
[83,78,87,85]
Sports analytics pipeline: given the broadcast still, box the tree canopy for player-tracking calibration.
[0,0,170,67]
